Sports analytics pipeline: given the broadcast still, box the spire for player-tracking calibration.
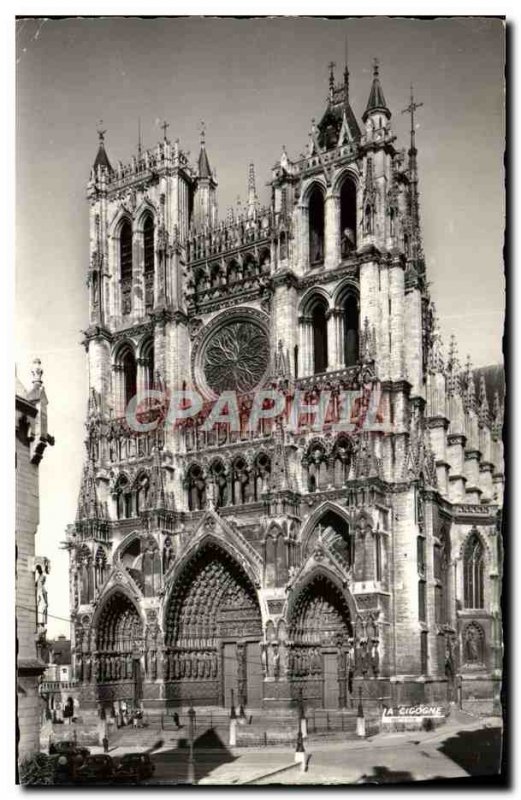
[93,123,113,174]
[76,454,104,521]
[247,162,258,219]
[464,356,476,411]
[137,117,142,159]
[491,391,503,439]
[317,56,360,149]
[343,36,349,96]
[328,61,336,103]
[362,59,391,122]
[446,335,461,397]
[197,120,212,179]
[428,305,444,374]
[478,373,490,426]
[401,86,425,275]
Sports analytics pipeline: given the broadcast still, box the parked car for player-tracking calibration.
[49,741,90,759]
[114,753,155,783]
[48,754,76,784]
[75,754,115,784]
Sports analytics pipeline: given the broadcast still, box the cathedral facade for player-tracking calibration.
[67,62,504,715]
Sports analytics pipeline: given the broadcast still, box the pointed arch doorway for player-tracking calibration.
[288,572,353,708]
[95,590,144,713]
[164,541,263,708]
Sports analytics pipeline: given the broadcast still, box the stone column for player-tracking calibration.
[326,309,340,371]
[298,205,310,272]
[325,192,340,270]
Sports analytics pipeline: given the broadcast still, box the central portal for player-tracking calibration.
[164,542,263,707]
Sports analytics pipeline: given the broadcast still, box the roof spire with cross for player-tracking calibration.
[161,119,170,141]
[362,57,390,122]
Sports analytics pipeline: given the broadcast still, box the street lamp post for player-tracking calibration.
[298,686,307,738]
[229,689,237,746]
[356,686,366,738]
[187,701,196,784]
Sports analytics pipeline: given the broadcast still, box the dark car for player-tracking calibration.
[48,752,88,784]
[114,753,155,783]
[50,740,90,759]
[75,754,115,784]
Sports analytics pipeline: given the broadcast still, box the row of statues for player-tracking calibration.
[79,639,380,685]
[163,650,219,681]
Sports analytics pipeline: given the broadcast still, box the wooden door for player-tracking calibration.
[222,643,238,708]
[323,652,339,709]
[245,642,263,708]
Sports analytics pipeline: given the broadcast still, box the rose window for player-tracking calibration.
[202,320,270,394]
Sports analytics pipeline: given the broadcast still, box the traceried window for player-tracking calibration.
[143,215,154,274]
[120,220,133,280]
[119,219,133,315]
[464,533,484,609]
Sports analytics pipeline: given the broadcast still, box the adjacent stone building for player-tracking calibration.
[67,61,504,717]
[40,637,77,723]
[16,361,53,761]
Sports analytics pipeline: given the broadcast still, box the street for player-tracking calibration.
[88,714,503,785]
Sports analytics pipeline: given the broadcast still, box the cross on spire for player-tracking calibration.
[402,85,423,148]
[96,120,106,141]
[161,120,170,141]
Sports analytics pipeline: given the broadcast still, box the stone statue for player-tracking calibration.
[35,564,49,628]
[371,641,380,677]
[341,227,356,256]
[272,644,280,680]
[260,643,268,677]
[465,627,481,663]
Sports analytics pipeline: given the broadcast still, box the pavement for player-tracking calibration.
[85,711,503,785]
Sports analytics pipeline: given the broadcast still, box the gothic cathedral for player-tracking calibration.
[67,62,504,716]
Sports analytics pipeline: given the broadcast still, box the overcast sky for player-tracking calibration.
[15,16,505,637]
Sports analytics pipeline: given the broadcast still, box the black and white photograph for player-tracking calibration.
[12,10,506,788]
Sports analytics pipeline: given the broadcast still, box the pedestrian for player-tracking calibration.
[102,735,109,753]
[133,713,138,729]
[173,711,181,729]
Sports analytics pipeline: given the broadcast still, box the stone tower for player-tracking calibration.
[67,60,503,718]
